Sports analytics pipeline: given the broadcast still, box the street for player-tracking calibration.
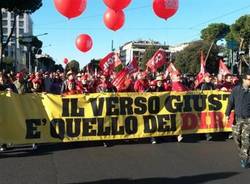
[0,138,249,184]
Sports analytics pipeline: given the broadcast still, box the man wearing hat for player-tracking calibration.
[61,70,77,95]
[170,71,189,142]
[96,75,115,93]
[134,72,149,92]
[171,71,188,92]
[155,75,165,92]
[14,72,27,94]
[31,78,43,93]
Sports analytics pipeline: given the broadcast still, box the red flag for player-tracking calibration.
[99,52,122,74]
[146,48,167,72]
[165,62,180,77]
[112,58,138,91]
[194,51,206,88]
[218,59,231,76]
[126,57,138,74]
[112,69,127,91]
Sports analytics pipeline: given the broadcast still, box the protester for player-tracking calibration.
[61,70,79,95]
[200,73,215,91]
[170,71,188,142]
[225,70,250,168]
[134,72,149,92]
[0,53,240,151]
[51,72,63,94]
[171,71,189,91]
[220,74,234,92]
[43,72,53,93]
[13,72,27,94]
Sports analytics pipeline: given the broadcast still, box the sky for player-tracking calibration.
[32,0,250,67]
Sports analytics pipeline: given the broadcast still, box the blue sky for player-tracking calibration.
[32,0,250,67]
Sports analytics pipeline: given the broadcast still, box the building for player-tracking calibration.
[2,9,33,71]
[169,43,189,53]
[119,40,170,64]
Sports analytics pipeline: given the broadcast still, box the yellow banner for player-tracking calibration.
[0,91,233,144]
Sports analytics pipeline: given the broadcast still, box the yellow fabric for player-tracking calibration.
[0,91,233,144]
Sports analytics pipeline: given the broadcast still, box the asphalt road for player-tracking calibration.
[0,137,249,184]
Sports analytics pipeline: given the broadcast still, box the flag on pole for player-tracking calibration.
[194,51,206,88]
[146,48,167,72]
[99,52,122,75]
[112,58,138,91]
[218,59,231,76]
[165,62,180,77]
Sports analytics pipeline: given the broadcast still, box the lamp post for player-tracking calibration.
[35,44,52,72]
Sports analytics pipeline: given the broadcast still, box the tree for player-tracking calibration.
[37,55,56,72]
[2,56,14,71]
[175,40,220,74]
[227,15,250,53]
[0,0,42,69]
[65,60,80,74]
[53,64,64,72]
[201,23,230,42]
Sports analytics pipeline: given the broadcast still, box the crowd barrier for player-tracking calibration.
[0,91,234,144]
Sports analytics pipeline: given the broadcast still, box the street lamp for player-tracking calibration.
[35,44,52,72]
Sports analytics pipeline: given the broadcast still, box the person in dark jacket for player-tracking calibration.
[200,73,215,91]
[225,70,250,168]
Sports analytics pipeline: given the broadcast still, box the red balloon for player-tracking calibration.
[103,9,125,31]
[103,0,132,11]
[153,0,179,20]
[63,58,69,64]
[54,0,87,19]
[75,34,93,53]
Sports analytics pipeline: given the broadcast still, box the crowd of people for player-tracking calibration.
[0,68,239,95]
[0,67,240,151]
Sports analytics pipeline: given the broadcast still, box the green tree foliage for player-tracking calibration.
[53,64,64,72]
[40,56,55,72]
[140,45,160,70]
[0,0,42,14]
[19,36,43,49]
[2,56,14,71]
[90,58,100,70]
[0,0,42,68]
[201,23,230,42]
[227,15,250,52]
[65,60,80,74]
[175,40,220,74]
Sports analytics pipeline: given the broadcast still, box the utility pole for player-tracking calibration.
[0,8,3,70]
[111,40,114,51]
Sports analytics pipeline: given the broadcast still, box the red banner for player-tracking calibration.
[99,52,122,74]
[218,59,231,76]
[146,49,167,72]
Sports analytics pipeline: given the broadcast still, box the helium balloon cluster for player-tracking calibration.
[54,0,92,53]
[103,0,131,31]
[53,0,179,53]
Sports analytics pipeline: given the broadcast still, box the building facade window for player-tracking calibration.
[2,12,7,18]
[19,21,24,27]
[19,14,24,19]
[19,28,24,34]
[3,28,8,34]
[2,20,8,26]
